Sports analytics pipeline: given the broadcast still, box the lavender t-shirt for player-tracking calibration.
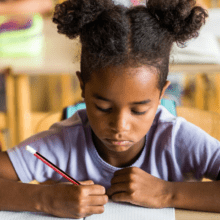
[7,106,220,189]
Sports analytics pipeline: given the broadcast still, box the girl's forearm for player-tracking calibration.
[169,181,220,212]
[0,178,44,212]
[0,0,53,15]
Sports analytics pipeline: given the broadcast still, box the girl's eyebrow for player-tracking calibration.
[92,93,151,105]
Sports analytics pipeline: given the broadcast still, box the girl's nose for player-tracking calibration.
[109,111,130,133]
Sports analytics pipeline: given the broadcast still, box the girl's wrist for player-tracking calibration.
[36,184,52,214]
[160,181,175,208]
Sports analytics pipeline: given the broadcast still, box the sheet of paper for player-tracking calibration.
[86,200,175,220]
[0,201,175,220]
[0,211,83,220]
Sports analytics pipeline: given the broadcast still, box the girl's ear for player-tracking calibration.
[76,71,85,98]
[159,80,171,102]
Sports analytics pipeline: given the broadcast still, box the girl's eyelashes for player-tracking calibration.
[132,110,147,115]
[95,105,147,115]
[96,105,111,113]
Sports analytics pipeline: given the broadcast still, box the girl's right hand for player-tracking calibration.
[41,180,108,219]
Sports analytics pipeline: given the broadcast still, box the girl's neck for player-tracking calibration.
[92,130,146,168]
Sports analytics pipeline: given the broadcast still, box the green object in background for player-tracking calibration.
[161,99,177,116]
[0,13,44,58]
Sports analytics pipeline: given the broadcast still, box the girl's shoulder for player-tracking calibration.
[154,105,219,145]
[154,105,203,138]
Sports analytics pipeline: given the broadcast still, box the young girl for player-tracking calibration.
[0,0,218,219]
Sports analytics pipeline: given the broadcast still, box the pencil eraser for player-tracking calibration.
[26,145,36,155]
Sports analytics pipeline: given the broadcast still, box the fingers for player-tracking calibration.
[113,167,140,176]
[87,195,109,206]
[74,194,108,218]
[107,182,129,196]
[76,184,106,200]
[85,195,108,216]
[84,184,106,195]
[48,182,108,219]
[79,180,94,185]
[86,205,105,215]
[57,180,95,185]
[59,181,106,196]
[111,173,135,185]
[111,192,131,203]
[58,180,94,185]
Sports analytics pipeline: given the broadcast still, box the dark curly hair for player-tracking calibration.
[53,0,208,91]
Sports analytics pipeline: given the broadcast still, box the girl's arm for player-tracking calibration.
[0,151,44,212]
[0,0,54,15]
[107,167,220,212]
[170,181,220,212]
[0,177,45,212]
[0,152,108,218]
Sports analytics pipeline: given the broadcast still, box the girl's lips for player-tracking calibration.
[106,139,132,146]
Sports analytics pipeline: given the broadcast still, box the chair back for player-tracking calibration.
[176,106,220,141]
[0,68,16,150]
[34,112,62,134]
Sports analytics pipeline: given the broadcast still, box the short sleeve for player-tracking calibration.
[174,117,220,181]
[7,127,70,183]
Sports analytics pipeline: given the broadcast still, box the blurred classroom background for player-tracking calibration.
[1,0,220,150]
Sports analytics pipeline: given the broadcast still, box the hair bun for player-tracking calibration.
[53,0,114,39]
[147,0,208,45]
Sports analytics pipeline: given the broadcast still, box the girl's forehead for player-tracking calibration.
[92,65,158,85]
[86,65,160,100]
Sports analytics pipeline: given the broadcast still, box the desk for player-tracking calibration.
[176,209,220,219]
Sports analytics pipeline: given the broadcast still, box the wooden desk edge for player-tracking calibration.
[175,208,220,220]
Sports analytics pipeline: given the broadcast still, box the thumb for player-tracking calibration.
[79,180,94,185]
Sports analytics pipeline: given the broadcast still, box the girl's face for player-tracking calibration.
[77,65,170,167]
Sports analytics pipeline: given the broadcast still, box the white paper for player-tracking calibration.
[86,200,175,220]
[0,201,175,220]
[0,211,83,220]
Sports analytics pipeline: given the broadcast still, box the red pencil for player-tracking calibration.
[26,145,81,185]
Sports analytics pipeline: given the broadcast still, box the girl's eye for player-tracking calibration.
[96,105,111,112]
[96,105,147,115]
[132,110,147,115]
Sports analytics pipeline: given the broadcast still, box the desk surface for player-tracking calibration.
[176,209,220,220]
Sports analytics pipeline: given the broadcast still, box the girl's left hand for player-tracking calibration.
[106,167,172,208]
